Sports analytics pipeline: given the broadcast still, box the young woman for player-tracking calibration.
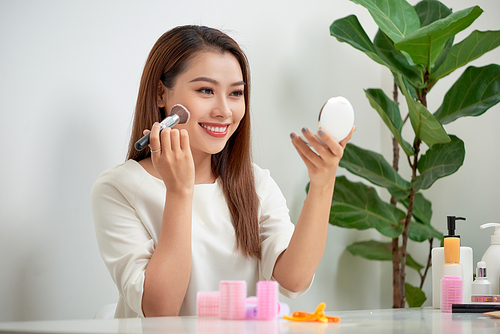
[91,25,354,318]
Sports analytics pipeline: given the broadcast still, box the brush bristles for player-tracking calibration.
[171,104,190,124]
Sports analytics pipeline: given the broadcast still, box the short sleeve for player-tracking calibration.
[255,166,313,299]
[90,166,152,317]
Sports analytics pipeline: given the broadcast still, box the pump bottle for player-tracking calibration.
[432,216,473,308]
[471,261,491,295]
[480,223,500,295]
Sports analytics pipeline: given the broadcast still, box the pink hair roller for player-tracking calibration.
[196,291,220,317]
[257,281,279,320]
[219,280,247,320]
[441,276,463,313]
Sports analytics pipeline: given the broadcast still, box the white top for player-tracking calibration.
[91,160,309,318]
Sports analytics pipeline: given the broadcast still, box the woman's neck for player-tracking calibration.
[192,153,216,184]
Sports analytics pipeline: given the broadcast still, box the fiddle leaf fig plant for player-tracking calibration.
[328,0,500,307]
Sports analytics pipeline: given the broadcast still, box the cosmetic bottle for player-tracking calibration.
[480,223,500,295]
[432,216,473,308]
[471,261,491,295]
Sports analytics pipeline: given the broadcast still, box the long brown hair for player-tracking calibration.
[126,26,260,259]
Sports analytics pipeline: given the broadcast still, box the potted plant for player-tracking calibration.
[326,0,500,307]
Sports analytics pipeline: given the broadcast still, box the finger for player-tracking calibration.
[290,133,316,169]
[179,129,191,152]
[291,131,322,167]
[149,122,162,152]
[339,126,356,148]
[143,129,151,136]
[168,129,181,152]
[299,127,333,161]
[316,129,343,157]
[159,127,172,152]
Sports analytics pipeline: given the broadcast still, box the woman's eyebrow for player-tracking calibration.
[231,80,246,87]
[189,77,246,87]
[190,77,218,85]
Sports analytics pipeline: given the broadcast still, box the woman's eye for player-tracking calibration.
[231,89,244,97]
[198,88,213,95]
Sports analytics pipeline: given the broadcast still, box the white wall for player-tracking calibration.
[0,0,498,321]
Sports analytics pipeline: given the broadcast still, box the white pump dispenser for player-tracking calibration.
[480,223,500,295]
[432,216,473,308]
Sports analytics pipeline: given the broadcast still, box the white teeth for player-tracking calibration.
[201,124,227,133]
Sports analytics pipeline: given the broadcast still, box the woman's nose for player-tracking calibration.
[211,96,232,118]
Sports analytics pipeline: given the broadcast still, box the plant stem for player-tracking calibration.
[399,137,420,304]
[398,79,427,306]
[391,80,403,308]
[420,238,434,289]
[392,237,401,307]
[393,81,398,102]
[399,187,415,307]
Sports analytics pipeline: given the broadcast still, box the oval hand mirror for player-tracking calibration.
[300,96,354,144]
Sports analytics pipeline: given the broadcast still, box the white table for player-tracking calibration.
[0,308,498,333]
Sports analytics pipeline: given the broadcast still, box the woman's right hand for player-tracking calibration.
[142,123,195,317]
[146,123,195,194]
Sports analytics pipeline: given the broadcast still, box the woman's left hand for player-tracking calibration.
[273,126,355,293]
[290,126,355,187]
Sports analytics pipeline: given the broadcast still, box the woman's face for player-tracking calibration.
[159,51,246,160]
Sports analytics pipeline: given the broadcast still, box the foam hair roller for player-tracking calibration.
[219,281,247,320]
[196,291,220,317]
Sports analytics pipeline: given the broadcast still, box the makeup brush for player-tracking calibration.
[134,104,190,151]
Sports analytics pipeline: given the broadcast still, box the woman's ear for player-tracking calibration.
[157,81,166,108]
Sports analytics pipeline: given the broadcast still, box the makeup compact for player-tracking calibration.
[300,96,355,144]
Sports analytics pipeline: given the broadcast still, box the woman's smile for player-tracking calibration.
[199,122,230,137]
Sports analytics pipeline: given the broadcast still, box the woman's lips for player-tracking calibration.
[199,123,230,138]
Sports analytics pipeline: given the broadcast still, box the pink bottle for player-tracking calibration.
[441,276,463,313]
[196,291,220,317]
[219,281,247,320]
[257,281,279,320]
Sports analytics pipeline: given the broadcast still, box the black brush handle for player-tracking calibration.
[134,132,151,151]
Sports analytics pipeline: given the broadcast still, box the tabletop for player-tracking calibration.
[0,307,498,333]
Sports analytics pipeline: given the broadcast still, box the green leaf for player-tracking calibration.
[365,88,414,156]
[339,144,411,199]
[413,1,454,76]
[413,135,465,190]
[373,30,425,87]
[431,30,500,81]
[399,192,432,225]
[396,72,450,147]
[330,15,391,69]
[405,283,427,307]
[340,143,411,199]
[350,0,420,43]
[414,0,452,27]
[330,176,405,238]
[409,220,443,242]
[430,36,455,78]
[434,64,500,124]
[406,253,424,272]
[347,240,392,261]
[394,71,419,100]
[395,6,483,68]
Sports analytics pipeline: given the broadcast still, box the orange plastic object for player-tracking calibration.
[444,237,460,264]
[283,302,340,323]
